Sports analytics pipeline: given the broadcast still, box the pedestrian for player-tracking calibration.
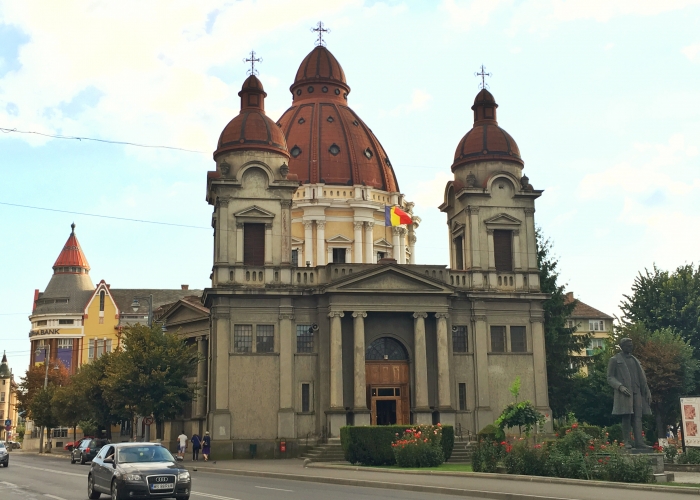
[202,431,211,462]
[177,432,188,460]
[191,433,201,461]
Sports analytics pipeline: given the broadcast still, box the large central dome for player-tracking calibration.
[277,46,399,192]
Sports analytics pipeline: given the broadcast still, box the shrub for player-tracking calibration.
[601,453,651,483]
[471,439,505,473]
[556,424,593,455]
[679,448,700,465]
[558,424,603,439]
[340,424,454,466]
[503,440,549,476]
[392,426,445,468]
[477,424,499,441]
[495,401,545,437]
[605,424,623,443]
[663,444,679,463]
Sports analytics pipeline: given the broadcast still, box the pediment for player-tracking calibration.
[234,205,275,219]
[160,300,209,325]
[327,234,353,243]
[326,265,453,294]
[451,221,465,234]
[373,238,392,248]
[291,237,304,245]
[484,213,522,228]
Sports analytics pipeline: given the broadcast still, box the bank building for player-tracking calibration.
[168,34,553,458]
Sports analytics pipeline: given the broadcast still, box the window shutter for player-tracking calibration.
[244,223,265,266]
[493,230,513,272]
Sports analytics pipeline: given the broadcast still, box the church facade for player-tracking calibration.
[195,41,552,458]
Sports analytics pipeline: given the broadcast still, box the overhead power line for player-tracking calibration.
[0,201,211,229]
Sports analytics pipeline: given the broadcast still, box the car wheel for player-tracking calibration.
[70,454,76,464]
[111,480,121,500]
[87,474,100,499]
[80,454,86,465]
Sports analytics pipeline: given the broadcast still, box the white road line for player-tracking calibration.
[192,492,242,500]
[0,481,18,488]
[45,494,68,500]
[255,486,294,492]
[13,463,85,478]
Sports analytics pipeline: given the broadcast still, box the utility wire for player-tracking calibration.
[0,127,208,154]
[0,201,211,230]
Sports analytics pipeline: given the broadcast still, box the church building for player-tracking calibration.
[197,36,552,458]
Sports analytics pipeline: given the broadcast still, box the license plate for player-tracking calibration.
[150,484,172,490]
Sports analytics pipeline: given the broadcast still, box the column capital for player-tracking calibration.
[397,227,407,236]
[328,310,345,318]
[278,313,295,321]
[280,200,292,209]
[353,222,364,231]
[265,223,273,230]
[217,196,230,208]
[316,220,326,230]
[435,312,449,320]
[236,222,244,229]
[524,208,536,215]
[365,221,375,229]
[466,206,480,215]
[513,229,520,236]
[413,312,428,319]
[530,315,544,323]
[352,311,367,319]
[473,314,487,322]
[392,226,402,235]
[408,235,417,245]
[303,221,314,230]
[486,229,494,235]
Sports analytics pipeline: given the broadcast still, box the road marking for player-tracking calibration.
[45,494,68,500]
[255,486,293,492]
[13,463,85,478]
[192,492,242,500]
[0,481,18,488]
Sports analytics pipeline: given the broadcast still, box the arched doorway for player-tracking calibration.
[365,337,410,425]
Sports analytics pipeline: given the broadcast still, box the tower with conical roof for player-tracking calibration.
[1,351,19,440]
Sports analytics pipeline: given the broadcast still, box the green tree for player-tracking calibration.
[102,324,199,439]
[29,386,59,435]
[537,229,592,417]
[16,364,70,419]
[53,382,86,445]
[71,353,123,439]
[569,348,617,428]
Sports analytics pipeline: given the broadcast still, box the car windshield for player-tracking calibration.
[118,446,175,463]
[0,443,5,450]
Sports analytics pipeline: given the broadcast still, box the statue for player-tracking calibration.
[607,338,652,449]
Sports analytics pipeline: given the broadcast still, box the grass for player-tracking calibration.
[353,463,473,472]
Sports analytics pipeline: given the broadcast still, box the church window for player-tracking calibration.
[301,383,311,412]
[322,86,328,93]
[329,144,340,156]
[298,117,305,124]
[256,325,274,353]
[452,326,468,353]
[490,326,506,352]
[332,248,346,264]
[352,120,359,126]
[243,223,265,266]
[458,383,467,411]
[510,326,527,352]
[296,325,314,353]
[335,89,341,95]
[290,146,302,158]
[454,236,464,270]
[366,337,408,361]
[291,249,299,267]
[233,325,253,353]
[493,230,513,272]
[99,291,105,312]
[363,147,373,159]
[327,116,334,123]
[296,89,302,96]
[589,320,605,331]
[307,86,314,93]
[377,251,386,261]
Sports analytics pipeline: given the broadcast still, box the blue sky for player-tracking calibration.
[1,0,699,372]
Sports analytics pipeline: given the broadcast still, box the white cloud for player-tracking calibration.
[548,0,700,22]
[441,0,513,30]
[384,89,433,117]
[682,42,700,62]
[604,42,615,50]
[407,171,452,209]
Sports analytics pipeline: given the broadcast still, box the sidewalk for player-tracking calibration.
[182,458,700,500]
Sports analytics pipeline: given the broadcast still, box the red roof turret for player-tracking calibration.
[52,223,90,274]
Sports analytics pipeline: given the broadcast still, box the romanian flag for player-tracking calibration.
[385,205,412,226]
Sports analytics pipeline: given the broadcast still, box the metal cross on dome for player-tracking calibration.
[244,50,262,76]
[475,65,492,89]
[311,21,330,47]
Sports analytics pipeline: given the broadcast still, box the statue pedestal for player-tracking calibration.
[626,449,664,474]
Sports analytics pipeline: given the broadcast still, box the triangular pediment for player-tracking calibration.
[159,299,209,325]
[451,221,465,234]
[373,238,392,248]
[291,237,304,245]
[327,234,353,243]
[234,205,275,219]
[484,213,522,227]
[325,265,453,294]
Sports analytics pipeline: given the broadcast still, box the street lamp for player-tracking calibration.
[34,344,50,454]
[131,294,153,328]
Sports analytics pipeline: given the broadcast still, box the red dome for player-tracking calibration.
[278,47,399,192]
[451,89,523,171]
[53,223,90,274]
[214,75,289,159]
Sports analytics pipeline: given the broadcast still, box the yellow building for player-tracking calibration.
[565,292,614,374]
[0,352,20,441]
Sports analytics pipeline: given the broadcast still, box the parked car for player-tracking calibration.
[88,443,190,500]
[65,437,92,451]
[71,438,109,465]
[0,442,8,467]
[6,441,21,450]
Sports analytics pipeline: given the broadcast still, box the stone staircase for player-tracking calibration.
[446,441,475,463]
[300,438,347,463]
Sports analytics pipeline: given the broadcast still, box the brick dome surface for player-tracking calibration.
[277,46,399,192]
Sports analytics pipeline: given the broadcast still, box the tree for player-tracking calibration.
[16,364,70,419]
[53,382,86,444]
[72,353,123,439]
[29,387,59,440]
[102,324,199,439]
[569,348,617,428]
[537,229,592,417]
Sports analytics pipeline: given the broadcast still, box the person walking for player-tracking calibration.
[177,432,188,460]
[202,431,211,462]
[191,433,201,461]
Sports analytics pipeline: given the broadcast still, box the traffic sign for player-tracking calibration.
[3,419,10,427]
[143,416,154,425]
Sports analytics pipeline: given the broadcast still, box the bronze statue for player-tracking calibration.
[607,338,652,449]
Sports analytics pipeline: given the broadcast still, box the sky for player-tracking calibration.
[1,0,699,373]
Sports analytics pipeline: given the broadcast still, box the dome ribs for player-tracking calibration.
[334,104,358,185]
[310,98,320,184]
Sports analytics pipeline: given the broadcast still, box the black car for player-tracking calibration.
[0,442,9,467]
[88,443,191,500]
[72,438,109,464]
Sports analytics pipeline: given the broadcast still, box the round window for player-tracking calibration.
[298,118,305,124]
[364,148,373,159]
[329,144,340,156]
[296,89,302,96]
[307,86,314,93]
[334,89,340,95]
[322,86,328,93]
[291,146,302,158]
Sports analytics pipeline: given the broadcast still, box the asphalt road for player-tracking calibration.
[1,453,492,500]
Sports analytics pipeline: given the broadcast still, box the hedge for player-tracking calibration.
[557,424,603,439]
[340,425,454,466]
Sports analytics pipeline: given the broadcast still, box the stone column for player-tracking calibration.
[531,316,549,409]
[413,312,431,424]
[486,229,495,269]
[352,311,370,425]
[196,336,207,418]
[303,221,313,267]
[468,207,481,269]
[210,308,232,441]
[316,221,326,266]
[353,222,364,263]
[513,230,522,270]
[327,310,345,436]
[524,208,536,270]
[408,230,417,264]
[392,227,400,262]
[278,307,295,438]
[435,313,452,411]
[473,312,492,430]
[281,200,292,265]
[264,223,273,265]
[364,221,374,264]
[398,227,407,264]
[217,198,229,264]
[235,223,244,264]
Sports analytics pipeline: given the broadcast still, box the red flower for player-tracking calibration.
[598,459,603,463]
[589,445,595,450]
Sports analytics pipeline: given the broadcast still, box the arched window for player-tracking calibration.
[365,337,408,361]
[99,291,105,312]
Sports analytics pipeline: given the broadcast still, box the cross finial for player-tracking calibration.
[475,65,492,90]
[311,21,330,47]
[244,50,262,76]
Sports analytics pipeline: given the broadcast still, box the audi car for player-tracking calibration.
[0,442,8,467]
[72,438,109,464]
[88,442,191,500]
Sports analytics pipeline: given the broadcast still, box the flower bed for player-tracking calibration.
[392,425,445,467]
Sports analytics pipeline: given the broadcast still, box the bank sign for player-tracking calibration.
[29,329,60,337]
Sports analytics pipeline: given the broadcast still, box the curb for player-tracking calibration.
[308,462,699,495]
[16,451,71,460]
[187,463,700,499]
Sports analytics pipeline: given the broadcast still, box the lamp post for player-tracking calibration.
[131,294,153,328]
[35,344,50,454]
